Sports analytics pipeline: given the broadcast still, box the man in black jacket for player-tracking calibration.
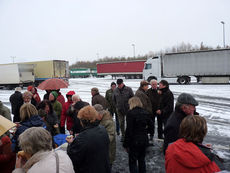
[147,79,160,139]
[9,87,24,122]
[156,80,174,139]
[163,93,198,153]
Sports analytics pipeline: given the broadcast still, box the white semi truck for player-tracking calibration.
[143,49,230,84]
[0,64,35,89]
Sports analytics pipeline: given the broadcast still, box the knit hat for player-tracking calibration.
[27,86,33,91]
[51,91,58,99]
[66,91,75,96]
[177,93,198,106]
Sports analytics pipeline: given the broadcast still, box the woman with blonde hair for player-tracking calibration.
[67,105,111,173]
[123,96,154,173]
[13,127,74,173]
[11,103,46,153]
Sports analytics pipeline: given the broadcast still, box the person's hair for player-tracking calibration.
[22,91,33,99]
[179,115,207,144]
[128,96,143,110]
[72,94,81,101]
[20,103,38,121]
[91,87,99,94]
[19,127,52,155]
[77,105,100,124]
[150,79,157,85]
[159,80,169,88]
[37,100,54,114]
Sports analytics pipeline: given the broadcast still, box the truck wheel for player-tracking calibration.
[147,76,157,82]
[177,77,189,85]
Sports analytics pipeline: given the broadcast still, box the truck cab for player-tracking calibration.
[143,57,161,81]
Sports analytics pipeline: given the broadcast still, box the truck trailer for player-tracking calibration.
[97,60,146,79]
[143,49,230,84]
[0,64,35,89]
[19,60,69,85]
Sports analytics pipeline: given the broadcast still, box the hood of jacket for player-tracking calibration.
[167,139,211,169]
[21,115,45,128]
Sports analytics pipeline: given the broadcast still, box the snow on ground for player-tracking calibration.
[1,77,230,172]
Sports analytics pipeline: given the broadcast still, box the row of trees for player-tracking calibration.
[70,42,229,69]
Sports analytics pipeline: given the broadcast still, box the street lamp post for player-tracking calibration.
[131,44,135,58]
[221,21,225,48]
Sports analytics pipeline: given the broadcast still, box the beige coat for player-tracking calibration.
[13,150,74,173]
[100,111,116,164]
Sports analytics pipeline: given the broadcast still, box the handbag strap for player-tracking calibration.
[54,152,59,173]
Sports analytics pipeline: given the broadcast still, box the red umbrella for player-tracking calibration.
[37,78,69,90]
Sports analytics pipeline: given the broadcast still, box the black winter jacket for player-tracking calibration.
[163,106,186,153]
[147,88,160,115]
[67,124,110,173]
[123,107,154,148]
[9,91,24,122]
[159,87,174,119]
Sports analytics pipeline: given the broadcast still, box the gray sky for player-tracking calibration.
[0,0,229,65]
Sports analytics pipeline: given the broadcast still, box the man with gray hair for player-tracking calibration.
[163,93,199,153]
[9,87,24,122]
[147,79,160,140]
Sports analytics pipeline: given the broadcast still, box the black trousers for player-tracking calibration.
[150,114,168,138]
[128,144,146,173]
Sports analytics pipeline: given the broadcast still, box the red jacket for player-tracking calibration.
[165,139,220,173]
[57,93,65,107]
[0,136,16,173]
[60,100,73,130]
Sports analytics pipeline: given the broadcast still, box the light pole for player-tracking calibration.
[131,44,135,58]
[221,21,225,48]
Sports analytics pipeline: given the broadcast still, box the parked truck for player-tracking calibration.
[143,49,230,84]
[0,64,35,89]
[97,60,146,79]
[19,60,69,85]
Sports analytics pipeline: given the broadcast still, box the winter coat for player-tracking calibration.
[13,150,74,173]
[38,109,59,136]
[165,139,221,173]
[123,107,154,149]
[11,115,46,153]
[0,135,16,173]
[57,93,65,107]
[113,85,134,115]
[0,101,11,121]
[163,106,187,153]
[51,100,62,122]
[9,91,24,122]
[100,111,116,164]
[92,93,108,109]
[135,87,152,114]
[147,88,160,115]
[158,87,174,119]
[68,101,89,135]
[67,124,110,173]
[105,88,116,113]
[60,100,74,131]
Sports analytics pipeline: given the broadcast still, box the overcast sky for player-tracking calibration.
[0,0,229,65]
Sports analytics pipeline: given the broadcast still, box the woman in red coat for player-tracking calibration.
[165,115,222,173]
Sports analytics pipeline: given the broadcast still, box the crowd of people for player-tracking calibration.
[0,80,226,173]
